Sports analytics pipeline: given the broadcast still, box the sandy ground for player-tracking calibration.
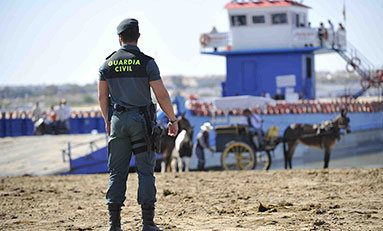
[1,168,382,231]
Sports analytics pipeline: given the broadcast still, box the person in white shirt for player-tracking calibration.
[57,99,71,134]
[242,108,264,149]
[31,102,43,123]
[194,122,214,171]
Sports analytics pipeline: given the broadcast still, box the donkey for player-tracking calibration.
[283,110,351,169]
[160,114,193,173]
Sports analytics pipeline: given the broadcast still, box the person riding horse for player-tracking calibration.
[242,109,264,150]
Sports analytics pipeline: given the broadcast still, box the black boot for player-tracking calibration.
[141,204,162,231]
[108,204,123,231]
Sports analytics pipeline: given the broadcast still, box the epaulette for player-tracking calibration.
[140,51,154,60]
[143,53,154,60]
[105,51,116,60]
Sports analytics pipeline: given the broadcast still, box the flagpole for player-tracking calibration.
[343,0,346,28]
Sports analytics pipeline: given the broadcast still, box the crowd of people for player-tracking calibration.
[317,20,345,49]
[188,98,383,117]
[31,99,71,135]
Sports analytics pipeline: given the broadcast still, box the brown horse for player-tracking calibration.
[283,110,351,169]
[160,114,193,172]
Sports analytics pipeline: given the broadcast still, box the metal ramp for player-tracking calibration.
[334,41,382,98]
[61,135,163,174]
[62,136,113,174]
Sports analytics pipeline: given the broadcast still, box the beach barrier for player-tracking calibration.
[0,111,106,137]
[0,112,34,137]
[188,98,383,116]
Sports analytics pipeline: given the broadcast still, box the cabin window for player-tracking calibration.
[306,57,312,78]
[295,14,300,27]
[231,15,247,26]
[294,13,306,27]
[252,15,265,24]
[301,13,307,27]
[271,13,287,24]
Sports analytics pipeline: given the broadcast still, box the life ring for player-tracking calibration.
[346,62,355,72]
[199,34,211,47]
[346,57,361,73]
[351,57,361,66]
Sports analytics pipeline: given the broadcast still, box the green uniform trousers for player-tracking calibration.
[106,108,156,206]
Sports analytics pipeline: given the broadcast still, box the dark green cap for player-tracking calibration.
[117,18,139,35]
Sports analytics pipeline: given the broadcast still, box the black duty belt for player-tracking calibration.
[113,104,129,112]
[113,104,150,114]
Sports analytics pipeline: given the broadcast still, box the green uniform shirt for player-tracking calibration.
[99,44,161,108]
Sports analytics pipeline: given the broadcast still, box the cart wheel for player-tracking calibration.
[221,142,255,170]
[254,150,272,170]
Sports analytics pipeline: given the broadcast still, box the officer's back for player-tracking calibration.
[100,45,159,109]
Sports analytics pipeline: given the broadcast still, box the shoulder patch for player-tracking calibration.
[105,51,116,60]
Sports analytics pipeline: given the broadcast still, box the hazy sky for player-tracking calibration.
[0,0,382,85]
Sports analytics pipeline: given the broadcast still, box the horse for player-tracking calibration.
[170,126,194,172]
[282,110,351,169]
[159,114,193,173]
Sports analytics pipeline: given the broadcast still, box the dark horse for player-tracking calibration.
[160,114,193,172]
[283,110,351,169]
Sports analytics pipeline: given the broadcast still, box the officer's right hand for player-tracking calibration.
[167,122,178,137]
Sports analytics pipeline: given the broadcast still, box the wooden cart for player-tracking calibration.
[215,124,281,171]
[212,96,282,170]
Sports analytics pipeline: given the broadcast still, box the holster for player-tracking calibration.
[139,103,163,153]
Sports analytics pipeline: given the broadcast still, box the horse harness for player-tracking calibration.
[298,120,342,149]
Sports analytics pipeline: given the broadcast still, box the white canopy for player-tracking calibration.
[213,95,276,111]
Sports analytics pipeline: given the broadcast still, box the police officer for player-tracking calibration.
[98,18,178,231]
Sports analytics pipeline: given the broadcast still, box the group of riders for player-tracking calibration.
[166,106,351,171]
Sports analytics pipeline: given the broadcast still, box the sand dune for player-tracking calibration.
[1,168,382,230]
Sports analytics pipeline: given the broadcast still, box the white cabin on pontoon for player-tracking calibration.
[200,0,380,99]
